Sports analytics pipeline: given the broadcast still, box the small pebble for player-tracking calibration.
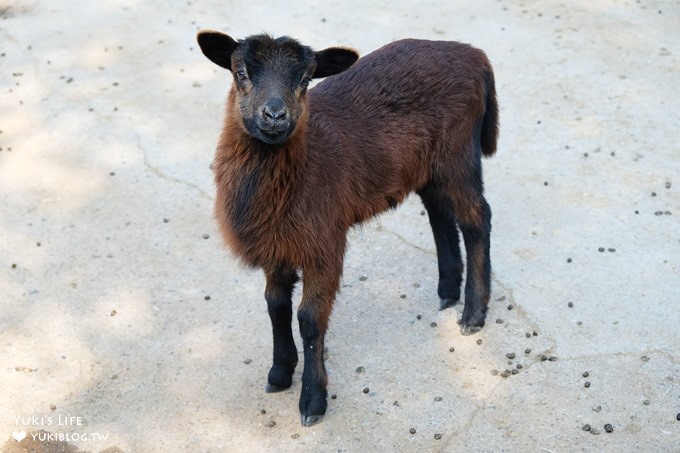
[430,322,437,328]
[568,301,574,308]
[582,424,591,432]
[642,399,650,405]
[202,233,210,239]
[204,295,211,301]
[515,364,523,369]
[567,257,572,263]
[592,405,602,412]
[476,339,483,345]
[244,358,252,364]
[506,352,516,359]
[676,412,680,421]
[608,248,616,252]
[665,182,672,189]
[355,366,365,373]
[582,371,590,378]
[362,387,370,394]
[495,318,504,324]
[598,247,605,252]
[641,355,650,362]
[524,348,531,354]
[359,274,368,281]
[434,396,443,402]
[416,314,422,320]
[604,424,613,433]
[500,370,510,378]
[409,428,416,434]
[511,369,519,375]
[400,294,406,299]
[584,381,591,388]
[525,332,532,338]
[540,354,548,362]
[434,433,442,440]
[50,404,56,411]
[507,304,513,310]
[651,192,657,197]
[533,331,538,336]
[260,409,266,414]
[448,347,455,352]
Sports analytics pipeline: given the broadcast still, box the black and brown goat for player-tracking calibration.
[197,31,498,426]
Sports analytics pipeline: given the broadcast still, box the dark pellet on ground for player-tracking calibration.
[359,274,368,281]
[355,366,365,373]
[665,182,672,189]
[676,412,680,421]
[582,371,590,377]
[430,322,437,328]
[476,339,483,345]
[568,301,574,308]
[204,295,211,300]
[331,394,337,399]
[598,247,605,252]
[260,409,266,414]
[567,257,572,263]
[449,347,455,352]
[582,424,591,432]
[506,352,516,359]
[507,304,513,310]
[416,314,422,320]
[202,234,210,239]
[604,424,613,433]
[584,381,591,388]
[243,358,252,364]
[434,396,443,402]
[525,332,532,338]
[400,294,406,299]
[525,348,531,354]
[266,420,276,428]
[362,387,370,394]
[533,331,538,336]
[409,428,416,434]
[651,192,657,197]
[495,318,504,324]
[434,433,443,440]
[544,181,549,186]
[516,364,523,369]
[608,248,616,252]
[11,263,16,269]
[540,354,548,361]
[500,370,510,378]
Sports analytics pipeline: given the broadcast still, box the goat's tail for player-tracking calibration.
[480,67,499,157]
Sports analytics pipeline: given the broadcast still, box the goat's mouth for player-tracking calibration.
[255,123,294,145]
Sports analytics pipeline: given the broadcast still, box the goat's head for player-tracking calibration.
[197,31,359,145]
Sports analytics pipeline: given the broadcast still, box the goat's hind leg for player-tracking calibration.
[455,190,492,336]
[264,265,299,392]
[418,183,464,310]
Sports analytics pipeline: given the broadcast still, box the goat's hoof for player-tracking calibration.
[265,383,290,393]
[459,324,483,336]
[300,414,324,427]
[439,297,459,310]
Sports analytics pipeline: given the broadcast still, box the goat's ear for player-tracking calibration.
[313,47,359,78]
[197,30,239,70]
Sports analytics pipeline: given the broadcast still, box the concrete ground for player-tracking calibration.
[1,0,679,451]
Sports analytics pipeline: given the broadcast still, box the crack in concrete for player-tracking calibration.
[132,129,213,201]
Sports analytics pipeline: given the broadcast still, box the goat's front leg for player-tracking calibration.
[297,267,340,427]
[264,266,299,392]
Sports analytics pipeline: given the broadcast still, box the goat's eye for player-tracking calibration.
[300,77,312,89]
[236,70,248,82]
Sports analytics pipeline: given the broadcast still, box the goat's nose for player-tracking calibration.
[262,98,287,121]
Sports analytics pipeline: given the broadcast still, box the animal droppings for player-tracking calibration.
[362,387,370,394]
[409,428,416,434]
[604,424,613,433]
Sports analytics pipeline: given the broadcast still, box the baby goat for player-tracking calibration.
[197,31,498,426]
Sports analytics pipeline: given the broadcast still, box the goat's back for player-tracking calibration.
[310,39,494,154]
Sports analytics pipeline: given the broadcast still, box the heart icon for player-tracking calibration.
[12,431,27,442]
